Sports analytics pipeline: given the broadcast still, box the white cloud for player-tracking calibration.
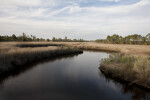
[0,0,41,6]
[100,0,120,2]
[0,0,150,39]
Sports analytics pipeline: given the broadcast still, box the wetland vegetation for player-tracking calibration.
[0,33,150,96]
[100,54,150,89]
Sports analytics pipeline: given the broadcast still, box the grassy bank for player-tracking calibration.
[66,42,150,56]
[0,42,150,82]
[99,54,150,89]
[3,42,149,56]
[0,44,82,75]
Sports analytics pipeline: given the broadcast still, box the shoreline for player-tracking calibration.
[0,42,150,89]
[99,54,150,89]
[100,65,150,90]
[0,53,82,84]
[100,67,150,91]
[1,42,150,56]
[0,47,83,75]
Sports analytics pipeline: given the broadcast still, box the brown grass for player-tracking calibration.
[68,42,150,56]
[100,54,150,89]
[1,42,149,56]
[0,42,83,75]
[0,41,149,76]
[1,41,150,60]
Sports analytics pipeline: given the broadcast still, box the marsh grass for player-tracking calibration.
[1,42,150,56]
[0,48,82,74]
[0,43,83,75]
[0,41,150,80]
[100,54,150,88]
[134,57,150,86]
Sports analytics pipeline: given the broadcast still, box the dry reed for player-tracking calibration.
[0,42,83,75]
[100,54,150,89]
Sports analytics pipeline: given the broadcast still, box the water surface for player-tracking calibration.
[0,51,149,100]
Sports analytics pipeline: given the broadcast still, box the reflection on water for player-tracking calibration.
[0,51,149,100]
[100,71,150,100]
[0,54,81,86]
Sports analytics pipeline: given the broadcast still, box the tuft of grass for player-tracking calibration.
[134,57,150,83]
[102,54,136,64]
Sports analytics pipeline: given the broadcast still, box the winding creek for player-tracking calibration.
[0,51,150,100]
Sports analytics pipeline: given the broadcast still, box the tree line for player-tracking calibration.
[95,33,150,45]
[0,33,87,42]
[52,37,86,42]
[1,33,150,44]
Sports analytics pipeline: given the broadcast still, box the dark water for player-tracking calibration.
[0,51,150,100]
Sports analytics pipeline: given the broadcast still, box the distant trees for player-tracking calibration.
[51,36,86,42]
[146,33,150,41]
[0,33,87,42]
[0,33,46,42]
[2,32,149,44]
[95,33,150,45]
[107,34,121,44]
[12,34,17,41]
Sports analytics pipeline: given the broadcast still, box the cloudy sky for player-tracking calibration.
[0,0,150,39]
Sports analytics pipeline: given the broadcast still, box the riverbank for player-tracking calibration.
[1,42,150,56]
[0,42,150,85]
[99,54,150,89]
[66,42,150,56]
[0,45,83,75]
